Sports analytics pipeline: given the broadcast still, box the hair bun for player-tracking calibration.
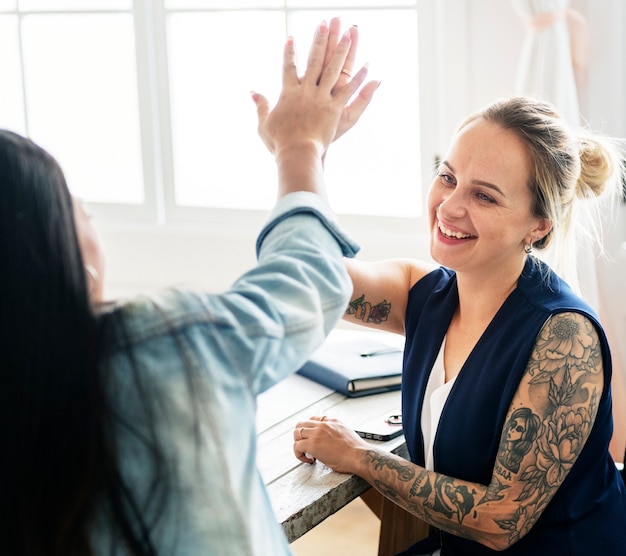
[575,133,620,199]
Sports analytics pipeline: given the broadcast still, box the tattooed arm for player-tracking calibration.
[294,312,604,550]
[343,258,436,335]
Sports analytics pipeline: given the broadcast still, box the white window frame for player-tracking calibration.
[85,0,445,241]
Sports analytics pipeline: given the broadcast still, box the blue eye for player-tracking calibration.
[438,172,455,185]
[477,192,496,203]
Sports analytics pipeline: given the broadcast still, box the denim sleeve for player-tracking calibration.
[212,192,360,394]
[116,193,361,397]
[256,192,360,259]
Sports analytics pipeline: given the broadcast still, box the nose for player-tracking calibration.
[437,187,466,220]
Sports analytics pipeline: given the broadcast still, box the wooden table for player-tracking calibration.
[257,373,429,556]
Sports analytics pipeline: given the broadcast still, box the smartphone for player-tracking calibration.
[354,415,403,442]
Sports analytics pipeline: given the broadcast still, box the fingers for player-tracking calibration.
[322,17,342,70]
[293,416,330,464]
[282,35,298,87]
[340,24,359,82]
[303,20,330,86]
[293,421,314,463]
[343,77,380,120]
[321,18,357,85]
[251,91,269,123]
[316,29,352,90]
[251,90,274,151]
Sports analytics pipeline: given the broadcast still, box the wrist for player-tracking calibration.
[275,139,324,164]
[275,141,326,199]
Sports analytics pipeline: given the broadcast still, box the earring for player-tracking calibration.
[524,243,533,254]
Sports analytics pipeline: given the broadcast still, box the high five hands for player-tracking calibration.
[252,17,379,160]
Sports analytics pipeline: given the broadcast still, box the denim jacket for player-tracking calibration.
[92,192,359,555]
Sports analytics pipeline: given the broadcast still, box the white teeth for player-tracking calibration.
[438,222,472,239]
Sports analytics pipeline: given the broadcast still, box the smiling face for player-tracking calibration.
[427,118,551,279]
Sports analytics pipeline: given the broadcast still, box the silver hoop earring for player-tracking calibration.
[524,243,533,255]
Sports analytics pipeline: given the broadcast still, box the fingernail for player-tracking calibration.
[286,35,294,47]
[250,91,259,102]
[318,20,328,35]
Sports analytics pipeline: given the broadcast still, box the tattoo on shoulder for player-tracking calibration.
[346,294,391,324]
[527,312,602,386]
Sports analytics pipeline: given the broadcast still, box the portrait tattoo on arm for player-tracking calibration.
[346,294,391,324]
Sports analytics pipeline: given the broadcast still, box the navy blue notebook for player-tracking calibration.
[297,329,404,397]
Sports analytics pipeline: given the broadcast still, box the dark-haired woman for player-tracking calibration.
[0,19,377,556]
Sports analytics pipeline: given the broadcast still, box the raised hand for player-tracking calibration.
[253,19,378,155]
[325,17,380,143]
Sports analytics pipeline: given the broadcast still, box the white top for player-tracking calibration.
[421,339,456,471]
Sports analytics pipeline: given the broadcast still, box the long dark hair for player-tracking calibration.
[0,130,159,555]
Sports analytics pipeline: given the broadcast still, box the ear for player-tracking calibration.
[527,218,552,245]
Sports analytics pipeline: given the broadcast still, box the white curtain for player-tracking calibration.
[512,0,584,127]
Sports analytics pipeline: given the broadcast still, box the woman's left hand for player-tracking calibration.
[293,415,369,474]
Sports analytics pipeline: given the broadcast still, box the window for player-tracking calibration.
[1,0,434,224]
[1,1,143,205]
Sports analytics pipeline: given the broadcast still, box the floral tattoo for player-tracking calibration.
[346,294,391,324]
[493,312,602,544]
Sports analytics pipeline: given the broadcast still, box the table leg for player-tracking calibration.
[360,489,430,556]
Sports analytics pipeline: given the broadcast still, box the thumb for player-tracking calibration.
[251,90,269,125]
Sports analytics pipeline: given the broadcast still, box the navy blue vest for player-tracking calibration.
[401,257,626,555]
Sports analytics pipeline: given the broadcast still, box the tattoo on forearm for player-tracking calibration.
[346,294,391,324]
[478,477,509,505]
[374,480,399,500]
[409,469,431,499]
[425,476,476,525]
[365,450,415,482]
[407,468,477,526]
[492,312,602,544]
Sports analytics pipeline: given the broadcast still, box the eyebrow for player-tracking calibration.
[441,160,505,196]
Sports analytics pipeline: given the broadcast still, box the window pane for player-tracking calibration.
[21,14,143,204]
[168,9,420,217]
[19,0,130,10]
[0,0,16,11]
[288,10,421,217]
[167,11,285,209]
[288,0,416,7]
[0,16,26,134]
[166,0,281,8]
